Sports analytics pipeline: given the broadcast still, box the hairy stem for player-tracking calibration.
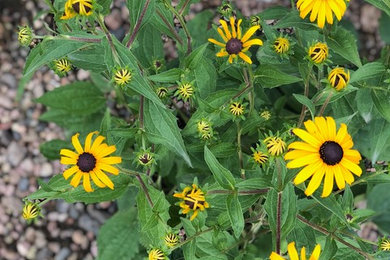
[136,174,154,208]
[127,0,152,48]
[179,0,191,15]
[276,192,282,254]
[208,189,269,195]
[156,10,184,45]
[139,96,145,129]
[318,91,333,116]
[97,14,120,64]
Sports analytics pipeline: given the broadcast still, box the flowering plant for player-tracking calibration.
[18,0,390,259]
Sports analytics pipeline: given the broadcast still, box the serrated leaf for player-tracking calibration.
[254,65,302,88]
[148,68,183,83]
[350,62,386,83]
[226,194,244,238]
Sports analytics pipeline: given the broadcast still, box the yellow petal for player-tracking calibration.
[301,247,307,260]
[340,158,362,176]
[335,123,348,143]
[90,135,105,152]
[217,27,228,42]
[217,50,229,57]
[60,149,78,159]
[228,55,233,63]
[95,144,116,158]
[344,149,361,163]
[334,164,346,190]
[100,156,122,165]
[230,17,237,38]
[243,39,263,48]
[60,156,77,165]
[71,133,84,154]
[317,1,326,28]
[314,117,329,140]
[95,169,114,189]
[288,242,299,260]
[84,131,97,152]
[83,173,94,192]
[310,0,321,22]
[294,160,323,185]
[63,165,79,179]
[326,117,337,140]
[309,244,321,260]
[241,25,260,43]
[340,165,354,184]
[321,167,334,197]
[237,19,242,39]
[293,129,321,147]
[305,166,326,196]
[70,172,83,187]
[208,38,226,47]
[91,170,106,188]
[238,52,252,64]
[98,163,120,175]
[270,252,285,260]
[219,20,231,40]
[287,154,320,169]
[288,141,318,152]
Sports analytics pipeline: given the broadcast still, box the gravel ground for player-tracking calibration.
[0,0,384,259]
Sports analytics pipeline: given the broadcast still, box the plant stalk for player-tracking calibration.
[127,0,152,48]
[276,191,282,254]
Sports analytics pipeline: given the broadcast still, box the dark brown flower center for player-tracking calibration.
[334,74,347,87]
[226,38,243,55]
[185,198,204,209]
[310,48,321,58]
[139,154,151,164]
[319,141,343,165]
[72,2,91,14]
[77,152,96,172]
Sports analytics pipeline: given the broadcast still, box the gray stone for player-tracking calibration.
[7,142,27,166]
[18,177,29,191]
[78,214,100,234]
[54,248,71,260]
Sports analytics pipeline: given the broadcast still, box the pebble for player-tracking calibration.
[7,141,27,166]
[18,177,29,191]
[72,230,89,249]
[55,248,71,260]
[39,162,53,177]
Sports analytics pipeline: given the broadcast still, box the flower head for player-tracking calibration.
[173,184,210,221]
[176,82,194,102]
[264,136,286,156]
[61,0,93,19]
[297,0,347,28]
[152,59,164,72]
[379,237,390,251]
[22,202,41,222]
[53,58,72,76]
[208,17,262,64]
[274,37,290,54]
[18,26,33,46]
[197,119,213,140]
[328,67,350,91]
[148,249,165,260]
[113,67,132,87]
[285,117,362,197]
[250,15,261,27]
[156,87,168,98]
[136,149,154,167]
[229,101,245,117]
[60,132,122,192]
[218,2,233,17]
[164,233,179,247]
[260,110,271,121]
[308,42,328,64]
[252,150,268,165]
[270,242,321,260]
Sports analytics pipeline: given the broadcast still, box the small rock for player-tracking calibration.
[78,214,100,234]
[7,141,27,166]
[54,248,71,260]
[18,177,29,191]
[0,73,17,88]
[39,163,52,177]
[72,230,88,249]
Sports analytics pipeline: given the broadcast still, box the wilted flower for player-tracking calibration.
[229,101,245,117]
[264,136,286,156]
[197,119,213,140]
[156,87,168,98]
[53,58,72,76]
[174,184,210,221]
[22,201,41,222]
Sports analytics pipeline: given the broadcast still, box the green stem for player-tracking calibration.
[179,0,192,15]
[127,0,152,48]
[156,10,184,45]
[276,192,282,254]
[298,66,313,127]
[237,123,245,179]
[96,14,120,64]
[136,174,154,208]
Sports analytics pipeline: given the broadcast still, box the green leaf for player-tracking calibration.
[204,146,236,190]
[368,183,390,233]
[275,10,317,29]
[96,0,113,15]
[97,208,139,260]
[132,24,164,67]
[19,38,89,97]
[311,193,349,225]
[226,194,244,238]
[293,94,315,119]
[68,43,107,73]
[350,62,386,83]
[372,88,390,122]
[147,68,183,83]
[319,236,337,260]
[186,10,213,48]
[184,43,208,69]
[254,65,302,88]
[365,0,390,17]
[193,58,217,98]
[144,99,192,166]
[326,27,362,67]
[36,81,105,115]
[127,0,156,34]
[40,139,73,160]
[379,13,390,44]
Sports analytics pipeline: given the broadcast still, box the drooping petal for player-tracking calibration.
[242,39,263,48]
[326,116,337,140]
[95,169,114,189]
[238,52,252,64]
[340,158,362,176]
[309,244,321,260]
[84,131,97,152]
[293,129,322,147]
[90,170,106,188]
[230,17,237,38]
[287,153,320,168]
[294,160,323,185]
[217,27,228,42]
[237,19,242,39]
[90,135,105,152]
[334,164,346,190]
[305,166,326,196]
[321,167,334,197]
[98,163,120,175]
[219,20,231,40]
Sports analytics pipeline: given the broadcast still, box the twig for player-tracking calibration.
[96,15,120,64]
[276,192,282,254]
[318,91,333,116]
[139,96,145,129]
[156,10,184,45]
[297,215,374,260]
[127,0,152,48]
[179,0,191,15]
[136,174,154,208]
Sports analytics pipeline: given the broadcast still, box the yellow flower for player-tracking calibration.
[54,58,72,76]
[22,202,40,221]
[264,137,286,156]
[176,82,194,102]
[274,37,290,54]
[164,233,179,247]
[379,238,390,251]
[308,42,328,64]
[72,0,93,16]
[328,67,350,91]
[285,117,362,197]
[61,0,77,19]
[208,17,262,64]
[60,131,122,192]
[173,184,210,221]
[113,68,132,87]
[297,0,347,28]
[260,110,271,121]
[148,249,165,260]
[18,26,33,46]
[253,151,268,165]
[270,242,321,260]
[229,101,245,116]
[156,87,168,98]
[197,120,212,140]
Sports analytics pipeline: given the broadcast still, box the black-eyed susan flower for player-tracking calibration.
[260,110,271,121]
[156,87,168,98]
[174,184,210,221]
[252,150,268,165]
[22,202,41,222]
[175,82,194,102]
[60,131,122,192]
[113,67,132,87]
[308,42,328,64]
[274,37,290,54]
[197,119,213,140]
[18,26,33,46]
[250,15,261,27]
[379,237,390,251]
[285,117,362,197]
[208,17,262,64]
[328,67,350,91]
[136,149,154,167]
[218,2,233,17]
[53,58,72,76]
[164,233,179,247]
[270,242,321,260]
[264,136,286,156]
[61,0,93,19]
[229,101,245,117]
[297,0,347,28]
[148,249,165,260]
